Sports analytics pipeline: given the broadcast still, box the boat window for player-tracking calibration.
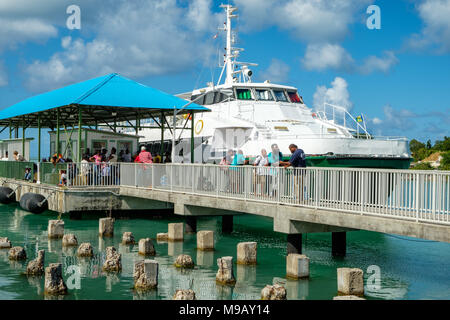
[236,88,253,100]
[191,94,205,105]
[288,91,302,103]
[273,89,288,102]
[204,92,215,105]
[255,89,274,101]
[214,92,230,104]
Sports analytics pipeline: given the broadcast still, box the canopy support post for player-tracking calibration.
[172,108,176,163]
[160,112,164,158]
[38,114,41,162]
[78,106,82,163]
[8,120,11,139]
[191,113,194,164]
[56,109,60,156]
[22,117,25,158]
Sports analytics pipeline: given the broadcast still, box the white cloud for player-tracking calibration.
[359,51,399,74]
[313,77,353,111]
[234,0,371,42]
[259,59,290,83]
[372,117,383,125]
[303,44,398,74]
[409,0,450,53]
[23,0,219,92]
[0,17,57,52]
[302,43,354,72]
[0,61,8,87]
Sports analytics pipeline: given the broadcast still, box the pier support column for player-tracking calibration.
[222,215,233,233]
[287,234,302,255]
[332,232,347,257]
[185,216,197,234]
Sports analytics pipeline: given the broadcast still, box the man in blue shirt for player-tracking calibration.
[281,144,306,168]
[281,144,307,202]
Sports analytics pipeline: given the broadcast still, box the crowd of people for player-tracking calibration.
[5,142,307,195]
[217,143,307,198]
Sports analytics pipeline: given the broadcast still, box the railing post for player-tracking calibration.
[216,165,219,198]
[192,165,195,193]
[277,167,281,204]
[170,164,173,192]
[135,163,138,188]
[244,166,247,201]
[67,163,71,187]
[36,162,41,184]
[151,164,155,190]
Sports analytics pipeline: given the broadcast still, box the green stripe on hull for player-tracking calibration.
[304,156,412,169]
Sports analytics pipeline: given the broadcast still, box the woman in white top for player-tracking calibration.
[253,149,269,196]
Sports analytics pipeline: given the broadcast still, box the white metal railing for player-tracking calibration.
[49,162,450,225]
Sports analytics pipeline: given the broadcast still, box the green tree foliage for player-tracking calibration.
[410,139,425,155]
[439,151,450,171]
[411,162,433,170]
[433,136,450,152]
[410,137,450,163]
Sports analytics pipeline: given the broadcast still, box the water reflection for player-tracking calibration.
[105,273,120,292]
[196,250,214,267]
[216,284,234,300]
[168,241,183,257]
[47,239,62,253]
[11,208,31,231]
[133,288,158,300]
[98,236,114,252]
[27,276,43,295]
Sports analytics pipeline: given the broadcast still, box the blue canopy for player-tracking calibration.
[0,73,208,128]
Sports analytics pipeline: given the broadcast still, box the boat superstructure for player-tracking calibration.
[137,4,411,168]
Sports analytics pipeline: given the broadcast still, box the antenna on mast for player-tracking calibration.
[217,4,257,86]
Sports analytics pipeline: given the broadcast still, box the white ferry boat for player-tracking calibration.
[138,4,411,169]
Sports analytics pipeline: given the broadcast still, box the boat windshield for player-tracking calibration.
[273,89,288,102]
[236,88,253,100]
[287,91,302,103]
[255,89,274,101]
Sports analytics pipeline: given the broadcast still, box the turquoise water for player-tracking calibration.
[0,204,449,300]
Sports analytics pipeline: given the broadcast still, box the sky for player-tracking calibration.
[0,0,449,158]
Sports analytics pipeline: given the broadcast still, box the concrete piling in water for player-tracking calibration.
[26,250,45,276]
[122,232,135,245]
[237,242,257,265]
[99,218,114,237]
[216,256,236,285]
[157,233,168,242]
[102,247,122,272]
[138,238,156,256]
[44,263,67,295]
[173,289,196,300]
[62,234,78,247]
[174,254,194,269]
[48,220,64,239]
[261,284,287,300]
[286,254,310,279]
[134,260,159,290]
[77,243,94,257]
[168,223,184,242]
[185,216,197,234]
[8,246,26,261]
[0,237,11,249]
[337,268,364,296]
[197,231,214,251]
